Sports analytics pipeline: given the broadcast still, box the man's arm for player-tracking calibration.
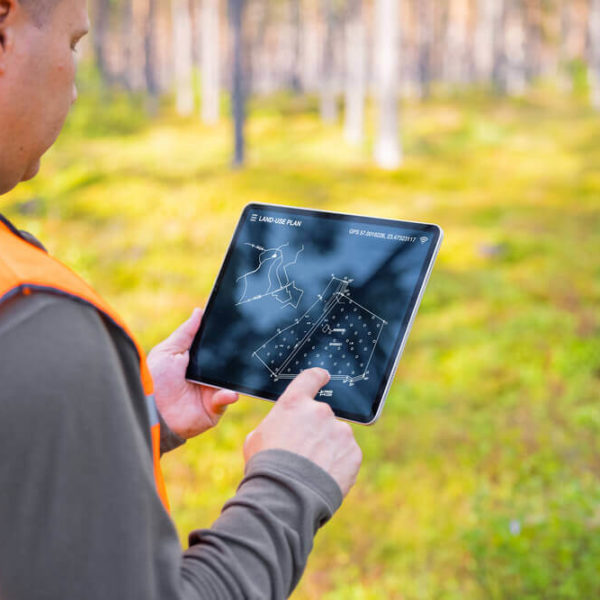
[0,292,341,599]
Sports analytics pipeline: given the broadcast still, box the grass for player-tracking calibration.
[2,84,600,599]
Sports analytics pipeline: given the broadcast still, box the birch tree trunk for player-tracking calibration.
[201,0,221,123]
[302,1,321,92]
[344,0,366,144]
[120,0,135,90]
[443,0,470,85]
[503,0,527,95]
[144,0,160,110]
[589,0,600,109]
[289,0,303,92]
[558,0,573,91]
[492,0,507,92]
[373,0,402,169]
[172,0,195,115]
[229,0,246,166]
[127,0,148,92]
[416,0,433,98]
[474,0,497,83]
[320,0,337,122]
[523,0,542,82]
[93,0,112,85]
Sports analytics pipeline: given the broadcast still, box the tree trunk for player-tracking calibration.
[444,0,470,85]
[523,0,543,82]
[144,0,160,112]
[558,0,573,91]
[474,0,497,83]
[320,0,337,122]
[201,0,221,123]
[503,0,527,95]
[492,0,507,92]
[127,0,147,92]
[590,0,600,109]
[120,0,135,91]
[93,0,112,85]
[344,0,365,144]
[289,0,303,92]
[373,0,402,169]
[172,0,195,115]
[229,0,246,166]
[416,0,433,98]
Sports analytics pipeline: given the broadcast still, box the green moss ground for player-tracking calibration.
[3,88,600,599]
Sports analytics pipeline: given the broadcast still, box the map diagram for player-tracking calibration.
[253,275,387,386]
[236,242,304,309]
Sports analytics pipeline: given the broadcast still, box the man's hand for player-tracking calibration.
[147,308,238,439]
[244,368,362,497]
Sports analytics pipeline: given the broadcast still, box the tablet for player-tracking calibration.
[186,203,443,424]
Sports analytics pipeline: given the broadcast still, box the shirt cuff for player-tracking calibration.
[157,410,186,455]
[244,448,343,519]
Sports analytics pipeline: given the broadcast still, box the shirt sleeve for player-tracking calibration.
[0,292,342,600]
[158,407,187,455]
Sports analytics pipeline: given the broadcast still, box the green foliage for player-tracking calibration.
[2,89,599,599]
[64,64,151,137]
[466,482,600,599]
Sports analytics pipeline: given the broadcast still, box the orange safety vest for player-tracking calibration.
[0,216,170,512]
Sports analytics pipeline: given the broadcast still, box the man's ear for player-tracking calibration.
[0,0,17,60]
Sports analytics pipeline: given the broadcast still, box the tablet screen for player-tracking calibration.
[187,204,442,424]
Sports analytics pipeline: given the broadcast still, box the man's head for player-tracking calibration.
[0,0,89,194]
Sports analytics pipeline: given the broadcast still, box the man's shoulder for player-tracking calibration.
[0,290,139,384]
[0,289,102,339]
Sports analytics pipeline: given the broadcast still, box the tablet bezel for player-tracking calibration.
[186,202,443,425]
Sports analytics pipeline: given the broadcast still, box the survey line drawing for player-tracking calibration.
[253,275,387,386]
[236,242,304,309]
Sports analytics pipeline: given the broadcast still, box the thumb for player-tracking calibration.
[163,308,204,351]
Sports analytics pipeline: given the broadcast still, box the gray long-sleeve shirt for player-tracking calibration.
[0,219,342,599]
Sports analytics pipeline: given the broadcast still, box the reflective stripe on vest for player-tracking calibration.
[0,217,170,512]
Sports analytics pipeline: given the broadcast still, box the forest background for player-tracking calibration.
[3,0,600,597]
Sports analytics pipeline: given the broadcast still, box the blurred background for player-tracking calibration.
[3,0,600,597]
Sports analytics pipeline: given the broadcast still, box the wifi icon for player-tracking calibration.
[419,236,429,244]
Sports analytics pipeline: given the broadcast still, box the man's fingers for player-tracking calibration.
[202,387,238,413]
[212,389,239,413]
[279,368,330,404]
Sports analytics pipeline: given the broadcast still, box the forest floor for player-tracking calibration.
[3,88,600,599]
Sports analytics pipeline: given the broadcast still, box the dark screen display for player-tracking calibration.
[187,204,442,423]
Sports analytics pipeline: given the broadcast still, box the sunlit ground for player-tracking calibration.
[3,83,600,599]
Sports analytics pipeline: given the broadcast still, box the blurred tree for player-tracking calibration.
[144,0,161,112]
[416,0,433,98]
[503,0,527,95]
[320,0,339,122]
[229,0,246,166]
[93,0,112,85]
[523,0,543,82]
[491,0,508,92]
[172,0,195,115]
[343,0,366,143]
[125,0,149,92]
[200,0,221,123]
[289,0,303,92]
[558,0,573,91]
[590,0,600,109]
[119,0,135,91]
[475,0,498,84]
[443,0,471,85]
[373,0,401,169]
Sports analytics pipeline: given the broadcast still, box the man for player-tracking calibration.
[0,0,362,598]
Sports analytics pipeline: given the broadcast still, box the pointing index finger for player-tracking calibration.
[279,368,331,403]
